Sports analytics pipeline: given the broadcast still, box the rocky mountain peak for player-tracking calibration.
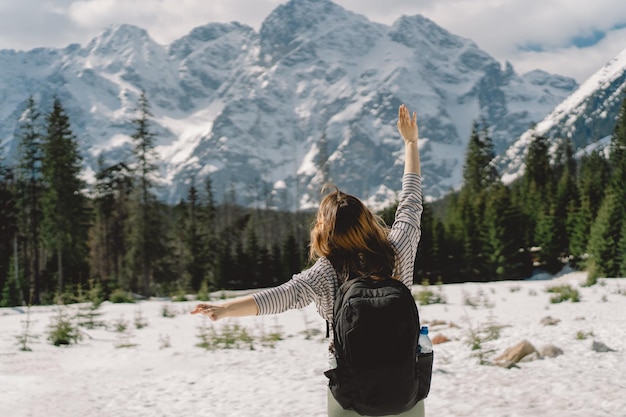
[259,0,361,63]
[0,0,589,209]
[84,24,155,56]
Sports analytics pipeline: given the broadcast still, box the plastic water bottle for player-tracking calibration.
[418,326,433,354]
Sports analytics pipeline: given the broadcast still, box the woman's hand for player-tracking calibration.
[191,303,226,321]
[397,104,418,144]
[397,104,421,175]
[190,295,258,321]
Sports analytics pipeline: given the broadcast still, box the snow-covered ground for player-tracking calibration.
[1,271,625,417]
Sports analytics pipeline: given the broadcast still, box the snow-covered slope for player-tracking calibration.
[0,0,577,208]
[1,272,625,417]
[499,48,626,182]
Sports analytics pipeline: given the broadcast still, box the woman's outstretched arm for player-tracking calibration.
[397,104,421,175]
[191,295,258,321]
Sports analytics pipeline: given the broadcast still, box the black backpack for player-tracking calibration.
[324,276,433,416]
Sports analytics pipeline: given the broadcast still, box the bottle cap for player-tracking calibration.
[420,326,428,335]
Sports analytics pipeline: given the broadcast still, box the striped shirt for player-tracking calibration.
[252,173,423,323]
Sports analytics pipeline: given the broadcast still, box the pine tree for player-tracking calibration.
[511,135,576,275]
[608,93,626,216]
[180,181,207,291]
[462,123,482,191]
[431,220,447,283]
[233,240,248,289]
[479,121,499,187]
[202,176,218,290]
[534,205,562,274]
[609,94,626,199]
[569,150,610,267]
[578,151,610,219]
[524,133,552,197]
[0,158,17,300]
[552,137,579,261]
[281,233,301,284]
[215,244,233,290]
[520,133,553,251]
[587,192,624,279]
[552,137,577,185]
[256,245,275,289]
[442,191,488,282]
[41,98,89,294]
[1,255,22,307]
[244,226,261,289]
[524,133,552,194]
[91,157,133,290]
[462,121,498,194]
[602,93,626,277]
[127,91,164,296]
[568,202,592,268]
[439,222,465,283]
[508,180,534,251]
[459,193,486,280]
[484,183,530,279]
[15,97,45,303]
[453,120,499,281]
[619,220,626,277]
[170,198,188,294]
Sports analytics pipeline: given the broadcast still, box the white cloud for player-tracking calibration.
[409,0,626,81]
[0,0,625,82]
[509,27,626,82]
[0,0,78,50]
[66,0,282,44]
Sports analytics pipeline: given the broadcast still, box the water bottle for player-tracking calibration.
[418,326,433,354]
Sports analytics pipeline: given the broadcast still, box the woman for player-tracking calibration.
[191,104,424,416]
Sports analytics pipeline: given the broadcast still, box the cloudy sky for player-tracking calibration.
[0,0,625,83]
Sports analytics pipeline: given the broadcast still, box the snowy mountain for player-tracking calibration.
[499,48,626,182]
[0,0,578,209]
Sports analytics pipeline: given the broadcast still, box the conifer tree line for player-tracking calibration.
[0,93,311,306]
[1,93,625,306]
[411,95,626,285]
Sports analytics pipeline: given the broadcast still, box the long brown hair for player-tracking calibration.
[309,185,396,282]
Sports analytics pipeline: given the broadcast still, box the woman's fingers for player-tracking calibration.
[190,304,204,314]
[191,303,212,315]
[398,105,405,128]
[190,304,221,321]
[397,104,418,143]
[399,105,411,124]
[398,105,411,130]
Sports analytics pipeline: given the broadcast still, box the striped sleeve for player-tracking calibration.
[388,173,423,288]
[252,258,337,320]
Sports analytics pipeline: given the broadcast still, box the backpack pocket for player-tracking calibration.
[416,351,434,401]
[324,365,359,412]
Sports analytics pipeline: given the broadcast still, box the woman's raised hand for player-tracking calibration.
[397,104,418,144]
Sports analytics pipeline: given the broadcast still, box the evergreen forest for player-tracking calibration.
[1,93,626,307]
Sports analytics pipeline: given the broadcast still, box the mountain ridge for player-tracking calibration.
[499,48,626,183]
[0,0,585,209]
